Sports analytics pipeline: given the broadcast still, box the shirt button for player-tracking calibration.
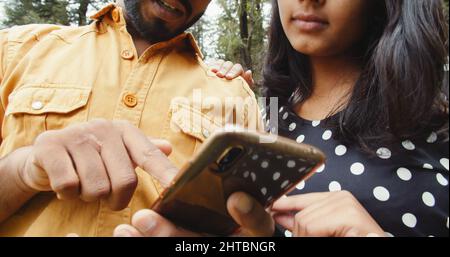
[111,8,121,23]
[121,50,134,60]
[123,93,138,108]
[31,101,44,110]
[202,129,210,138]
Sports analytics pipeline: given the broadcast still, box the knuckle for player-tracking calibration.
[84,183,111,201]
[337,190,353,199]
[294,211,303,222]
[88,119,112,131]
[137,149,161,169]
[34,130,59,145]
[53,177,79,193]
[114,173,138,192]
[114,119,132,127]
[296,218,308,233]
[113,120,135,132]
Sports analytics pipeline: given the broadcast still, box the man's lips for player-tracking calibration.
[157,0,186,15]
[151,0,186,22]
[291,13,329,32]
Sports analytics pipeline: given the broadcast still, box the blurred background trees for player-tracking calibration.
[0,0,448,85]
[1,0,109,26]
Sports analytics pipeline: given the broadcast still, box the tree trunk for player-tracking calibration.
[78,0,90,26]
[239,0,252,70]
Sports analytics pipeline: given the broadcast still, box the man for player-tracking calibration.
[0,0,273,236]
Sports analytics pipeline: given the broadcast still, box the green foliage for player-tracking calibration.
[1,0,109,27]
[3,0,71,26]
[1,0,448,86]
[445,0,449,16]
[213,0,270,83]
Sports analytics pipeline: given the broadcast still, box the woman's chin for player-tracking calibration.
[290,40,342,58]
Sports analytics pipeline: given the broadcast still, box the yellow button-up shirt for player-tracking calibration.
[0,4,261,236]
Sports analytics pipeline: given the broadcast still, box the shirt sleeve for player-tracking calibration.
[0,28,8,85]
[0,28,9,142]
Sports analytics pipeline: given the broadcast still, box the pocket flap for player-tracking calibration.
[169,102,223,142]
[6,84,91,116]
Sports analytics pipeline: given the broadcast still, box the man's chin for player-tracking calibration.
[139,25,181,43]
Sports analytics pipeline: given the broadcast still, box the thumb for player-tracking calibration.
[227,192,274,236]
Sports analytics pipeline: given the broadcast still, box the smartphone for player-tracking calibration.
[151,130,326,235]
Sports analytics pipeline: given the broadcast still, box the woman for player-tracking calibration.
[211,0,449,237]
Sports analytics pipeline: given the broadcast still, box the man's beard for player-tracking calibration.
[124,0,203,43]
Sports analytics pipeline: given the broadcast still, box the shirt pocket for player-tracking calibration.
[4,84,91,136]
[162,101,224,166]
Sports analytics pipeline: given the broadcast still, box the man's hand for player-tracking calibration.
[17,119,176,211]
[113,192,275,237]
[271,191,385,237]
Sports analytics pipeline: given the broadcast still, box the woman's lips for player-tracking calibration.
[291,13,329,32]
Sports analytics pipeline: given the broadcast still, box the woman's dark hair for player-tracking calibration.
[263,0,449,151]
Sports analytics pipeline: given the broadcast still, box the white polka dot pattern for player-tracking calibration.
[402,213,417,228]
[397,167,412,181]
[436,173,448,186]
[296,135,305,143]
[426,132,437,143]
[296,181,305,190]
[422,192,435,207]
[316,164,325,173]
[273,172,281,181]
[350,162,365,175]
[322,130,332,140]
[289,123,297,131]
[312,120,321,127]
[376,147,392,159]
[335,145,347,156]
[276,105,448,237]
[440,158,449,171]
[402,140,415,151]
[373,186,390,201]
[423,163,433,170]
[329,181,341,192]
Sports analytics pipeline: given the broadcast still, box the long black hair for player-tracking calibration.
[263,0,449,151]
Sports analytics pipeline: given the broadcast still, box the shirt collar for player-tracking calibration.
[90,3,204,59]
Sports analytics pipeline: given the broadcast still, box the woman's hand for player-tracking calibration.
[113,192,275,237]
[272,191,385,237]
[209,59,254,87]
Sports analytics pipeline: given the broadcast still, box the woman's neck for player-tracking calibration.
[295,55,362,121]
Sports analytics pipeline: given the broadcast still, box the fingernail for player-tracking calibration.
[152,139,171,146]
[134,210,157,233]
[235,194,254,214]
[140,219,157,233]
[114,228,133,237]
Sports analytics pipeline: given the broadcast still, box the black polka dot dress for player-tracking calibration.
[267,106,449,237]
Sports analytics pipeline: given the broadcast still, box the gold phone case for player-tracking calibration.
[152,130,326,235]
